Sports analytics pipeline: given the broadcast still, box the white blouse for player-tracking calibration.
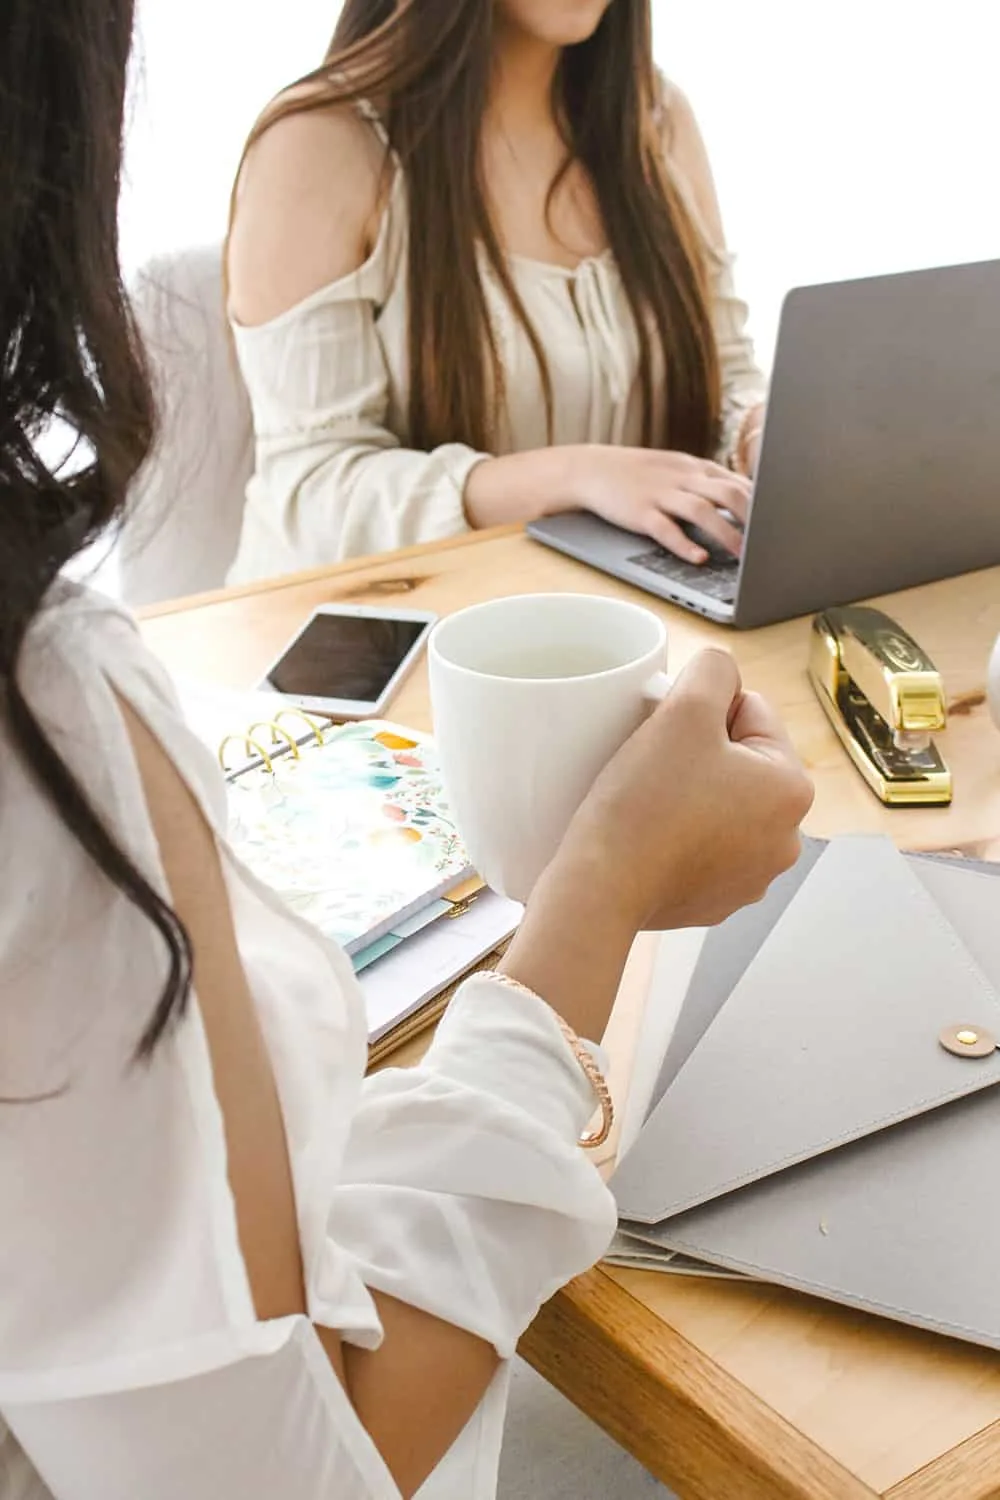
[0,584,617,1500]
[227,93,767,585]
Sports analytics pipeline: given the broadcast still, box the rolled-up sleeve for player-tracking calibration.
[330,975,618,1358]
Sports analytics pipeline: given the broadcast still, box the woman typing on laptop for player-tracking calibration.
[0,6,811,1497]
[226,0,767,583]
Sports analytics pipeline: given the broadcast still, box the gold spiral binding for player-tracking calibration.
[273,708,327,747]
[218,734,276,775]
[246,720,302,759]
[217,708,330,776]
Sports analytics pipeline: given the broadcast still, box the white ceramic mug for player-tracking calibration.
[428,593,670,902]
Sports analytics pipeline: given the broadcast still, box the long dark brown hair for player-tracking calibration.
[239,0,721,456]
[1,0,191,1063]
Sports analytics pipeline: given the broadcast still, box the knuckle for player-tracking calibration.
[689,495,718,526]
[777,833,803,873]
[659,489,691,520]
[792,770,816,815]
[741,874,771,908]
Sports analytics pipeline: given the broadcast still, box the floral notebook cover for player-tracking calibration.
[227,721,473,955]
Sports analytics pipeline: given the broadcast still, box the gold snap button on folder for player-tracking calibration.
[939,1024,998,1058]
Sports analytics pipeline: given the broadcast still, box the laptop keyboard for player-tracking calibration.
[628,548,739,603]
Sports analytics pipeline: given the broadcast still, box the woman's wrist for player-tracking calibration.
[729,404,766,478]
[462,446,591,529]
[499,860,639,1044]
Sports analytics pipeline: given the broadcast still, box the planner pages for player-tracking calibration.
[225,720,474,955]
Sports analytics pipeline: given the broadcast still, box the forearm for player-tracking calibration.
[463,444,585,529]
[330,965,619,1491]
[337,882,638,1494]
[499,866,637,1044]
[339,1296,498,1500]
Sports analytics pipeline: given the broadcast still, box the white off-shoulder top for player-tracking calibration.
[0,583,616,1500]
[227,96,767,584]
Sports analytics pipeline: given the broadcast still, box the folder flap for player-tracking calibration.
[613,837,1000,1224]
[644,843,1000,1123]
[634,1085,1000,1352]
[649,837,827,1114]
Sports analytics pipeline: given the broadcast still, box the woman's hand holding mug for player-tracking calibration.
[542,648,813,936]
[429,593,813,1041]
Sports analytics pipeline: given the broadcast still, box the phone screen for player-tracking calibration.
[264,613,429,702]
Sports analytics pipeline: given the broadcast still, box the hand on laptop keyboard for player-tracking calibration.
[681,519,744,566]
[567,445,751,563]
[622,515,742,604]
[628,545,739,602]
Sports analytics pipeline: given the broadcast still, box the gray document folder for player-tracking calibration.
[612,837,1000,1350]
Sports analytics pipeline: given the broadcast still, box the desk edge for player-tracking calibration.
[520,1266,877,1500]
[136,526,523,620]
[886,1415,1000,1500]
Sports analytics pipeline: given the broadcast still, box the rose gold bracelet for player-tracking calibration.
[490,972,614,1149]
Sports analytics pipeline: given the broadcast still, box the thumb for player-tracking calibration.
[669,649,743,729]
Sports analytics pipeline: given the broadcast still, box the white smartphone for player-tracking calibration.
[257,604,437,719]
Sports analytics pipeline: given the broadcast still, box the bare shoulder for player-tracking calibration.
[228,89,389,327]
[657,77,726,248]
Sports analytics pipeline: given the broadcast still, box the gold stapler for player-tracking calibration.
[808,605,951,806]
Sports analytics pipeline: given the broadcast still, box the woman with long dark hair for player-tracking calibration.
[0,3,810,1496]
[225,0,766,583]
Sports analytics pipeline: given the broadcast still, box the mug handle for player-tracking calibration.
[642,670,674,705]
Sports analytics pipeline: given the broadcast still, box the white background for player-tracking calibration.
[125,0,1000,366]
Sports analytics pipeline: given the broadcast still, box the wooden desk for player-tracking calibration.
[143,530,1000,1500]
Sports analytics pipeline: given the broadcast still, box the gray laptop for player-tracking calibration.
[528,258,1000,628]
